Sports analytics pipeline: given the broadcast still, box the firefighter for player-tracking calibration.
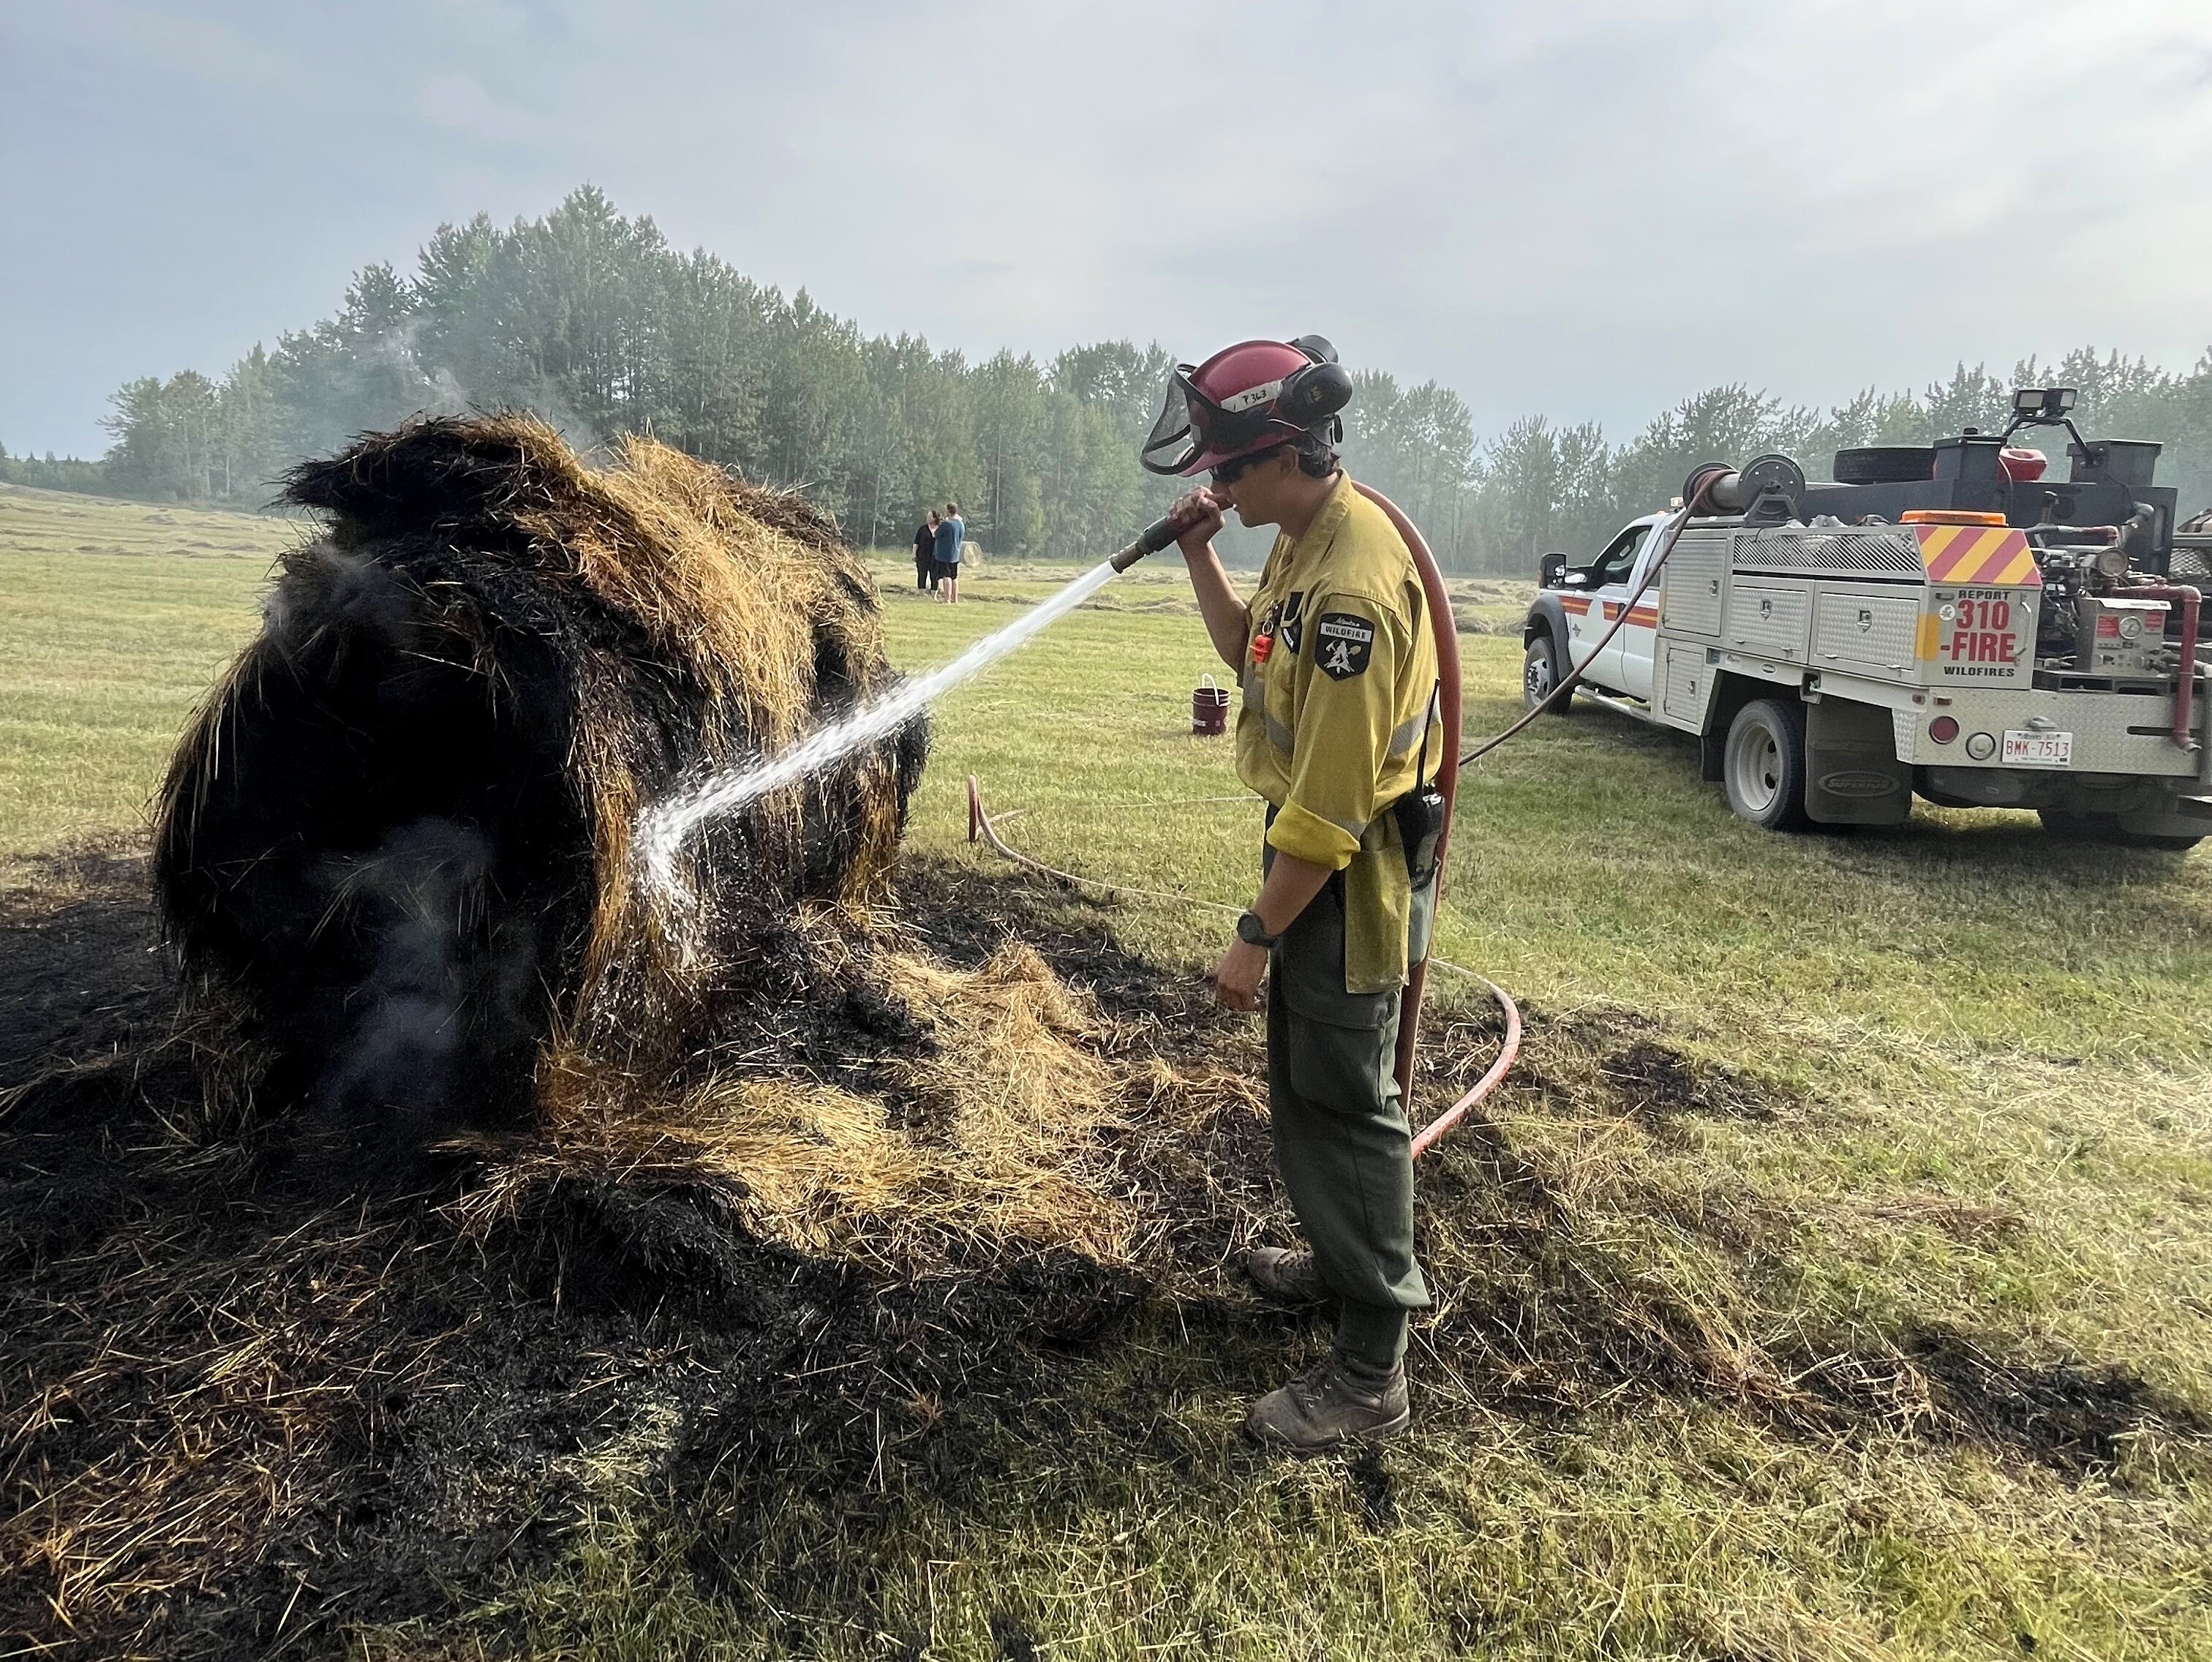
[1143,337,1441,1448]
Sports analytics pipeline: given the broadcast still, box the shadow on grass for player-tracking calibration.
[1544,701,2206,874]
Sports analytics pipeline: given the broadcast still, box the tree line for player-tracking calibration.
[34,186,2212,571]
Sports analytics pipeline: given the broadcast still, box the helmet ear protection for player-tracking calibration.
[1277,335,1352,439]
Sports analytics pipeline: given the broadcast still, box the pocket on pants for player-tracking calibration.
[1280,996,1398,1117]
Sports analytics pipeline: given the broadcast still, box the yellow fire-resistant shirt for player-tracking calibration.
[1235,473,1440,995]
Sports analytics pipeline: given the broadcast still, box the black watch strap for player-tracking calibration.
[1235,910,1282,950]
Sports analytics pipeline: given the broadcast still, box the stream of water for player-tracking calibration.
[637,557,1122,899]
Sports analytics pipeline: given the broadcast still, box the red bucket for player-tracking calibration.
[1192,673,1230,736]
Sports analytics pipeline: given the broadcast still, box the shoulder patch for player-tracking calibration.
[1314,612,1375,680]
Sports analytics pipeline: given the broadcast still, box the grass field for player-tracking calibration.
[3,484,2209,1660]
[0,484,301,855]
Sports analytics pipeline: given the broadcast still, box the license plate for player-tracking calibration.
[2002,729,2072,766]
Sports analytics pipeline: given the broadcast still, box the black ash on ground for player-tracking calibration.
[2,847,2201,1660]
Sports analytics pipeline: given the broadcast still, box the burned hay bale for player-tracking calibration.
[1,850,1216,1657]
[153,415,926,1170]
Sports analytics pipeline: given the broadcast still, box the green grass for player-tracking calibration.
[6,487,2210,1660]
[0,484,299,857]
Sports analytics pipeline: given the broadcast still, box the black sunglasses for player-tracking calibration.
[1211,447,1284,487]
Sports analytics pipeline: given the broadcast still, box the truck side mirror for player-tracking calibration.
[1538,552,1567,590]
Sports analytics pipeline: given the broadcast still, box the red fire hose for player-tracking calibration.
[2122,584,2202,751]
[1349,482,1492,1149]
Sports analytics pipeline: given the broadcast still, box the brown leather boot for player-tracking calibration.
[1237,1246,1331,1307]
[1244,1351,1410,1450]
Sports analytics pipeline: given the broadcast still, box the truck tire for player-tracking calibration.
[1833,445,1937,484]
[1522,631,1576,715]
[1723,698,1813,830]
[2039,810,2202,851]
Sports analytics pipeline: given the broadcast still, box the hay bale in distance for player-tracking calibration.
[154,415,927,1170]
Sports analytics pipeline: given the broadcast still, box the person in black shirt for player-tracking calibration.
[914,511,940,590]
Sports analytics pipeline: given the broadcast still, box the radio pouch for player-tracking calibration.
[1391,685,1446,890]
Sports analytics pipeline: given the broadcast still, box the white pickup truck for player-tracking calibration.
[1519,407,2212,848]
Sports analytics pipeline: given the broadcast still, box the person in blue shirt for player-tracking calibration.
[933,502,966,605]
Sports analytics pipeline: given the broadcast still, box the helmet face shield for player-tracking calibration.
[1140,366,1201,477]
[1139,364,1298,477]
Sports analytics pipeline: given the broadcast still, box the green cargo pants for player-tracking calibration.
[1263,843,1434,1373]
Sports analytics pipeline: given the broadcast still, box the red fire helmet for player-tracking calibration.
[1140,336,1353,477]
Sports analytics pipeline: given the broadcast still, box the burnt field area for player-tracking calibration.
[5,841,2207,1660]
[6,473,2212,1659]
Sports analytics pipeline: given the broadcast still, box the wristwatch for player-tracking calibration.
[1235,910,1282,950]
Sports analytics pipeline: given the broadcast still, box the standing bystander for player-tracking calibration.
[914,510,940,591]
[933,502,966,604]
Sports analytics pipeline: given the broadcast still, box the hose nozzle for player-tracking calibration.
[1108,513,1184,573]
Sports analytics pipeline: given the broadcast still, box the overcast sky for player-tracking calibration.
[6,0,2212,457]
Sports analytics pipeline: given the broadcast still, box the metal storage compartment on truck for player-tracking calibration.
[1723,582,1810,661]
[1813,590,1920,675]
[1658,527,1728,636]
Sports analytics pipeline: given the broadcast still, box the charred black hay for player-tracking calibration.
[152,414,928,1173]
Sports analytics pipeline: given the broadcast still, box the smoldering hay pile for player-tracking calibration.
[151,415,1144,1262]
[7,424,1273,1654]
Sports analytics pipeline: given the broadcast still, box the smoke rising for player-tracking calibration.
[155,416,925,1187]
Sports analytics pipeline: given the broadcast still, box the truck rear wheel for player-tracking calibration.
[2039,810,2202,851]
[1723,698,1812,830]
[1522,632,1576,715]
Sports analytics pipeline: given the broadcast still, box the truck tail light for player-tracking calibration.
[1902,510,2009,527]
[1928,715,1960,743]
